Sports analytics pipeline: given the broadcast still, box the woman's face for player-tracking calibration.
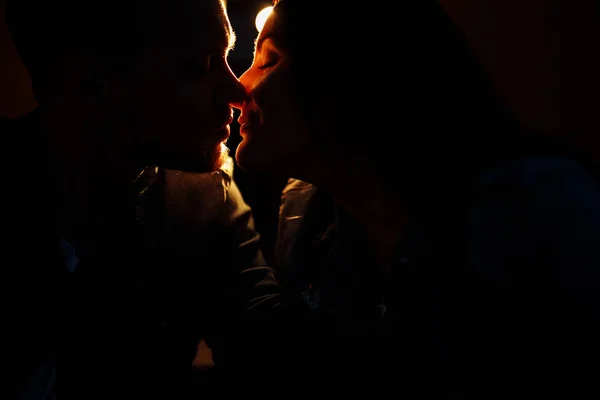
[234,10,317,174]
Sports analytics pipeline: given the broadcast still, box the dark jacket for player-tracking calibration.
[1,109,282,399]
[274,154,600,397]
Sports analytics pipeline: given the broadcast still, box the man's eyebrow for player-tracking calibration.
[224,26,237,55]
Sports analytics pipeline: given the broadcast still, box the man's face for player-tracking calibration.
[132,0,246,172]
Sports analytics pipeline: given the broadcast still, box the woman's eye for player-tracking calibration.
[257,58,278,70]
[257,61,277,70]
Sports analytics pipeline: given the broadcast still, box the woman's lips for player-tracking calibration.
[239,123,253,137]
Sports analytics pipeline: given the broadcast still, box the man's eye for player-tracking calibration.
[178,56,211,81]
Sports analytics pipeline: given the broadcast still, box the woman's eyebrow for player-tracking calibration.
[254,34,274,56]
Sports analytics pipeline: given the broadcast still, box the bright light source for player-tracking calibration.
[255,6,273,32]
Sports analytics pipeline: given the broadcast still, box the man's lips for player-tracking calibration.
[214,110,234,141]
[216,124,230,142]
[218,112,234,129]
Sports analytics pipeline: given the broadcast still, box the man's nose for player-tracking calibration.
[229,80,250,110]
[231,70,250,109]
[215,65,250,108]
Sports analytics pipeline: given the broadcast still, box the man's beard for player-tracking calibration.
[213,142,230,171]
[141,141,230,174]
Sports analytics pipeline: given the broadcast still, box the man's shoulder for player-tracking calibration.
[164,156,235,194]
[162,156,243,226]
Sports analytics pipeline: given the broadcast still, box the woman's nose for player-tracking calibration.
[238,68,250,88]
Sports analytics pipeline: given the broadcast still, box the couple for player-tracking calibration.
[238,1,600,396]
[6,0,600,397]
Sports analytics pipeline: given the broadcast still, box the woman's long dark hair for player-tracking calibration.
[270,0,600,236]
[271,0,577,186]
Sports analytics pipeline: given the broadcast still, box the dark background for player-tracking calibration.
[2,0,599,265]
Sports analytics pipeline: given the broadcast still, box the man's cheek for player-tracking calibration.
[177,81,202,99]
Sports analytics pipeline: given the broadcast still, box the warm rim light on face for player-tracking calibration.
[255,6,273,32]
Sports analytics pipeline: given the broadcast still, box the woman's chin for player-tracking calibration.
[235,141,271,173]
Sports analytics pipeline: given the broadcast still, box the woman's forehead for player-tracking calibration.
[254,11,282,52]
[258,10,279,40]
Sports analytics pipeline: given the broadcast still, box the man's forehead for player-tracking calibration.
[154,0,235,53]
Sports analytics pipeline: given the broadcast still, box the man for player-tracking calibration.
[4,0,281,398]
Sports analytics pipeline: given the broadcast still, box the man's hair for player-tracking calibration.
[5,0,153,104]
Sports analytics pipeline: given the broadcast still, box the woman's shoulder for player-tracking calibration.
[281,178,315,194]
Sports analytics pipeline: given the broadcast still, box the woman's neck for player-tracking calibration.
[305,157,409,271]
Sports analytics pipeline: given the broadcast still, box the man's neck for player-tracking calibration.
[312,158,410,270]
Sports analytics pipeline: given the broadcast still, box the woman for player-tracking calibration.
[234,0,600,395]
